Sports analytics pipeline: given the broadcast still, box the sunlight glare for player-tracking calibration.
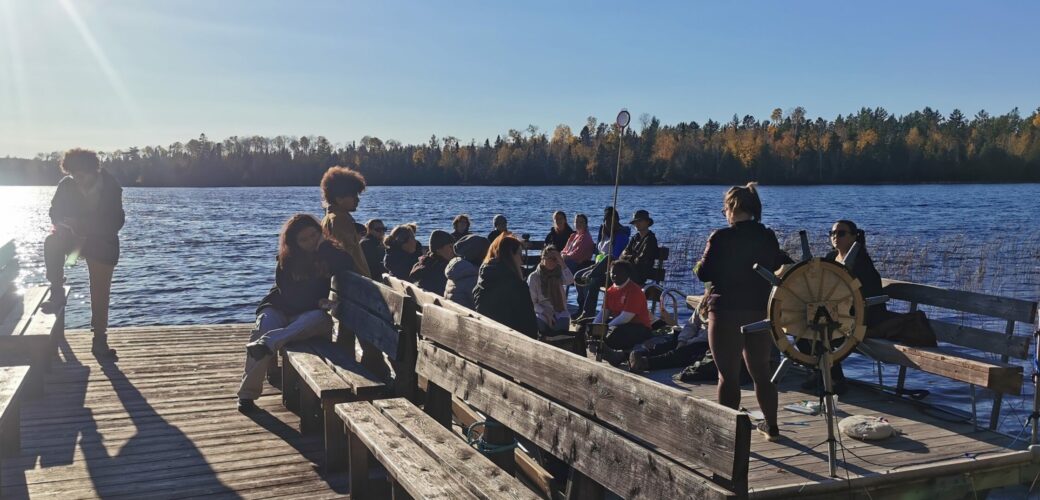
[57,0,144,125]
[0,0,30,121]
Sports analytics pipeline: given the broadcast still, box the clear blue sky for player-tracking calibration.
[1,0,1037,158]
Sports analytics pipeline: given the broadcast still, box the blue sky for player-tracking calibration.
[1,0,1037,157]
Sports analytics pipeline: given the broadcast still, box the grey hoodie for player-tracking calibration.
[444,257,479,308]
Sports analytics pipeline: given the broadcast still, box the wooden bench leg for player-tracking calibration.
[324,395,351,473]
[299,385,320,434]
[0,399,19,457]
[391,481,413,500]
[281,351,299,413]
[990,393,1004,431]
[348,428,372,499]
[565,467,604,499]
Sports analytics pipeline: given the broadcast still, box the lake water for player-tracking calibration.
[2,184,1039,434]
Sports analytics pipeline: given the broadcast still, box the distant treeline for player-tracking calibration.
[3,106,1039,186]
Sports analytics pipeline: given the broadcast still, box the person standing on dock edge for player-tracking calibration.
[237,214,353,412]
[41,149,124,361]
[319,166,388,379]
[694,182,790,442]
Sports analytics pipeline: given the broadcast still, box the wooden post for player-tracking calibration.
[393,299,419,403]
[424,382,452,429]
[299,386,320,434]
[990,319,1017,430]
[483,419,516,475]
[348,429,372,500]
[281,351,300,413]
[0,398,18,457]
[324,396,351,473]
[565,468,605,499]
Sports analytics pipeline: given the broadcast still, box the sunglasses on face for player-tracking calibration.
[829,230,849,237]
[371,227,385,232]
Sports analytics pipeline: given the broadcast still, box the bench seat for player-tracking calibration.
[0,286,67,396]
[0,365,30,494]
[857,338,1023,395]
[336,398,537,500]
[282,337,385,472]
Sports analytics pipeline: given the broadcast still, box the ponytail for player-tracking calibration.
[724,182,763,221]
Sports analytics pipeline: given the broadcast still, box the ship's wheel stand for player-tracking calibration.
[741,233,887,477]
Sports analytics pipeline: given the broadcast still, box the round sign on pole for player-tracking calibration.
[616,109,631,129]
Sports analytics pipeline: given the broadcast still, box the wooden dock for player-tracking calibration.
[0,324,347,499]
[2,322,1038,498]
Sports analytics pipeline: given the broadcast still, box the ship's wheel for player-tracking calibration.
[742,231,886,478]
[765,257,868,367]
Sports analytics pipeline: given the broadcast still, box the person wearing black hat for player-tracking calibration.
[487,214,508,242]
[409,230,455,296]
[620,209,660,286]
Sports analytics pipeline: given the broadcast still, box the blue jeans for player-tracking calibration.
[237,307,332,400]
[576,259,607,317]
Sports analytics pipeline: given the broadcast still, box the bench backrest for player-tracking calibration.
[332,271,418,397]
[0,239,19,320]
[881,279,1039,360]
[416,303,751,498]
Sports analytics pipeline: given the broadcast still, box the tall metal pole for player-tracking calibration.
[596,110,630,355]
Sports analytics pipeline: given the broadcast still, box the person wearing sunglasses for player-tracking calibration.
[361,219,388,278]
[798,219,889,394]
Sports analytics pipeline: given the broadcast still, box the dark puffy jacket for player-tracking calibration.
[473,260,538,337]
[49,170,125,265]
[409,252,450,296]
[695,221,792,312]
[258,240,355,316]
[385,245,423,280]
[444,257,479,308]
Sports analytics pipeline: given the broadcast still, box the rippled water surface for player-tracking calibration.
[2,184,1039,433]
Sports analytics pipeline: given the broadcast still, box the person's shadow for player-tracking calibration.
[4,335,237,498]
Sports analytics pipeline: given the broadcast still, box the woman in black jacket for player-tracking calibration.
[42,149,125,360]
[544,211,575,250]
[473,234,538,337]
[237,214,354,412]
[695,182,791,441]
[383,223,423,280]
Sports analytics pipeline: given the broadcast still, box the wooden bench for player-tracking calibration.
[280,270,418,473]
[413,304,750,498]
[337,398,538,499]
[0,365,30,494]
[856,279,1039,430]
[0,238,67,396]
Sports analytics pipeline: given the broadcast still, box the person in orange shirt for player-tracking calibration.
[596,260,653,365]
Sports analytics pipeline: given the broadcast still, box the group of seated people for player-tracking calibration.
[234,165,900,445]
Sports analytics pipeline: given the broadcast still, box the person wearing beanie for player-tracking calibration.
[487,214,508,242]
[444,234,490,308]
[409,230,455,295]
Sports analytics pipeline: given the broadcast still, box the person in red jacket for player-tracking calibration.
[596,260,653,364]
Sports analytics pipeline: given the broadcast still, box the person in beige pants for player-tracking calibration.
[237,308,332,402]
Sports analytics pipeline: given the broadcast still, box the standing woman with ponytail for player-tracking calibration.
[695,183,791,441]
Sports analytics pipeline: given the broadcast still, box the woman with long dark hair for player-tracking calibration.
[544,211,575,250]
[236,214,354,412]
[473,234,538,337]
[695,183,791,441]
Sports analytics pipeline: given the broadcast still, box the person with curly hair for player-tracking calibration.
[319,166,370,277]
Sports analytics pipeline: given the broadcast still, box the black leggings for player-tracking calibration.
[708,310,778,429]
